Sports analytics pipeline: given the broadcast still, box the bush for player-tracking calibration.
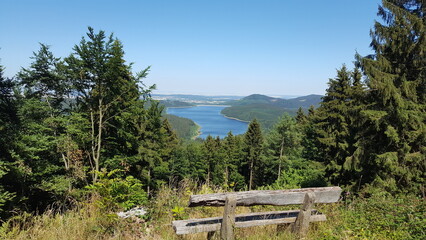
[86,169,148,211]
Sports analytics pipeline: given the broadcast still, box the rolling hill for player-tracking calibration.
[222,94,322,129]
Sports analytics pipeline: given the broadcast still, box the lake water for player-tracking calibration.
[166,106,248,139]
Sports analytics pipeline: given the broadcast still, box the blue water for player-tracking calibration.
[166,106,248,139]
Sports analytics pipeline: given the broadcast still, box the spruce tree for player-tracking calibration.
[244,119,263,190]
[313,65,353,185]
[17,43,66,110]
[295,107,307,125]
[355,0,425,193]
[0,63,18,215]
[202,135,220,185]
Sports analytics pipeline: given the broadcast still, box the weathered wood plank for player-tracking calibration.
[292,192,315,237]
[189,187,341,207]
[172,210,326,235]
[221,195,236,240]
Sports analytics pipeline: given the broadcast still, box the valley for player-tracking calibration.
[160,93,323,137]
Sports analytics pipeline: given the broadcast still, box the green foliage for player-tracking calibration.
[222,104,291,129]
[0,64,18,215]
[17,43,66,109]
[263,114,303,184]
[86,169,148,211]
[0,163,15,213]
[244,119,263,190]
[222,94,322,129]
[171,206,186,220]
[353,0,426,194]
[338,194,426,239]
[164,113,199,140]
[310,65,364,187]
[0,3,424,234]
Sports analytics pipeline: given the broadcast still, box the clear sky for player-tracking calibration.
[1,0,382,96]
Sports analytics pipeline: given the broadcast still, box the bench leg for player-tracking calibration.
[277,223,292,233]
[220,195,236,240]
[207,231,215,240]
[292,192,315,238]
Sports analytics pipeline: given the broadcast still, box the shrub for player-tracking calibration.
[86,169,148,211]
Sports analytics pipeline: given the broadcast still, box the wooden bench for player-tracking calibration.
[172,186,342,239]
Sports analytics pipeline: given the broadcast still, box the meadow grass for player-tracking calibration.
[1,182,424,239]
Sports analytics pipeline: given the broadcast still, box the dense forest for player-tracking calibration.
[0,0,424,239]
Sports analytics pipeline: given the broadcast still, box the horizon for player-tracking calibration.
[152,92,321,99]
[1,0,382,96]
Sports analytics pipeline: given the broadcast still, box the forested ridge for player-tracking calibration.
[0,1,424,239]
[220,94,322,129]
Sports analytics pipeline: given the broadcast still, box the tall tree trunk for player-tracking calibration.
[224,164,229,187]
[90,98,104,183]
[249,158,254,190]
[278,139,285,180]
[147,169,151,196]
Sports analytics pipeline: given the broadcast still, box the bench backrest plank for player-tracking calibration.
[189,186,342,207]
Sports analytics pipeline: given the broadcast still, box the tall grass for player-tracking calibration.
[1,181,424,239]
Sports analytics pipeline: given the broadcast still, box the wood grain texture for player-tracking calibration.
[292,192,315,237]
[189,187,342,207]
[172,209,326,235]
[220,195,236,240]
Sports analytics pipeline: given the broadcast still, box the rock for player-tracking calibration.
[117,206,147,218]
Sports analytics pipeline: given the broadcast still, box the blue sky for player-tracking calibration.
[1,0,382,96]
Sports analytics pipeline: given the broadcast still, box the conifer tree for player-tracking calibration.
[202,135,221,185]
[0,63,18,215]
[354,0,426,193]
[301,105,319,162]
[295,107,307,125]
[265,114,301,184]
[64,27,153,182]
[244,119,263,190]
[18,43,66,110]
[13,46,79,211]
[314,65,353,185]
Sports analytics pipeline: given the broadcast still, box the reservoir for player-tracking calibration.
[166,106,248,139]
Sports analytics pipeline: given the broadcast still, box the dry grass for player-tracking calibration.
[1,182,423,240]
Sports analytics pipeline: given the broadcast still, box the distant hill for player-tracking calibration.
[153,94,242,105]
[222,94,322,129]
[231,94,322,108]
[160,100,195,108]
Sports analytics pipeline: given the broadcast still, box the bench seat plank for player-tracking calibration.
[173,209,326,235]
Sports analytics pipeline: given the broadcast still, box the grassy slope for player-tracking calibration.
[3,183,424,240]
